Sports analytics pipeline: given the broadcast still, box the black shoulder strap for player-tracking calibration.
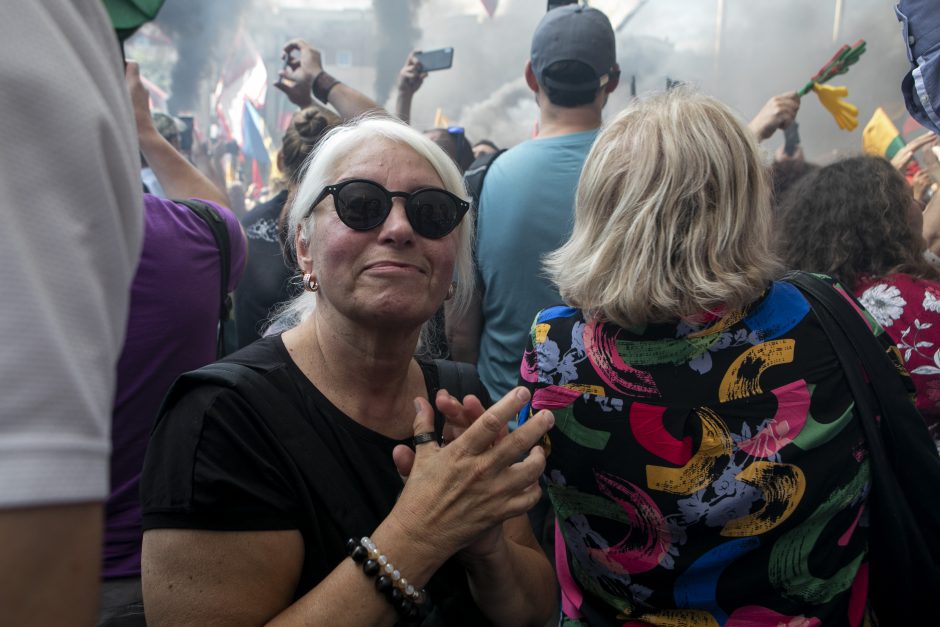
[177,199,233,358]
[462,149,505,206]
[433,359,488,400]
[174,361,378,537]
[432,360,490,437]
[786,272,940,623]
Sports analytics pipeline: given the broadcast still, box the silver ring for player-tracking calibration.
[412,432,437,446]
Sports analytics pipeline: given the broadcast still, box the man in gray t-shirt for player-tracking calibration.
[0,2,143,623]
[448,5,619,400]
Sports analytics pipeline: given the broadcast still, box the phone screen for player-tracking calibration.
[415,48,454,72]
[178,115,194,152]
[547,0,578,11]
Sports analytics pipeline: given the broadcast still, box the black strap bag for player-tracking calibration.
[177,199,233,358]
[787,272,940,625]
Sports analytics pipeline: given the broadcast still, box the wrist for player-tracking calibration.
[292,89,314,109]
[457,527,509,571]
[373,513,447,587]
[312,70,341,104]
[137,124,165,152]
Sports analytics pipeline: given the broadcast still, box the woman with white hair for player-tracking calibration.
[138,117,557,626]
[518,89,894,625]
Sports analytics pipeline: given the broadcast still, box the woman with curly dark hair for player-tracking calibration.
[777,155,940,448]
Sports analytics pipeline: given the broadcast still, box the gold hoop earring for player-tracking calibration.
[302,272,320,293]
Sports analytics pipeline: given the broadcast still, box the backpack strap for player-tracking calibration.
[432,360,490,438]
[462,149,505,206]
[177,199,233,358]
[786,271,940,622]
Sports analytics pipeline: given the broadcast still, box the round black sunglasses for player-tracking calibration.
[305,178,470,240]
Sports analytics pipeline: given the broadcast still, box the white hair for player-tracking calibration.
[266,115,474,347]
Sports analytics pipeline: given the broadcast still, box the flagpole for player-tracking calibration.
[714,0,725,81]
[832,0,844,43]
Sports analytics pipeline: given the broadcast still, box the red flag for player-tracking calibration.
[480,0,497,17]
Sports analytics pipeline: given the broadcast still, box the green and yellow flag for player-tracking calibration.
[863,107,906,160]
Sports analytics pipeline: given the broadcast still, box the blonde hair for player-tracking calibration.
[545,88,782,327]
[267,115,474,340]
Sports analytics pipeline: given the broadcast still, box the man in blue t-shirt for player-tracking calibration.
[448,5,619,400]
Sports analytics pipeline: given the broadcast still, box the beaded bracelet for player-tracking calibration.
[347,536,428,622]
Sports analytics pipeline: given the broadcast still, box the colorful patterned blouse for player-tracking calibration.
[518,280,894,626]
[855,273,940,449]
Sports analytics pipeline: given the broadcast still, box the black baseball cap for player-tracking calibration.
[530,5,616,92]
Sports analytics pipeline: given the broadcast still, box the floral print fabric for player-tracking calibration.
[518,281,889,626]
[856,273,940,449]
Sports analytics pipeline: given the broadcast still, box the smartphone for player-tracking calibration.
[783,122,800,156]
[178,115,194,153]
[547,0,578,11]
[415,48,454,72]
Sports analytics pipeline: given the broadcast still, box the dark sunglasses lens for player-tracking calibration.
[408,190,461,239]
[335,182,389,230]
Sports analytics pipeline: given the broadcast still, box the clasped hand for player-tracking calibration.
[389,387,553,560]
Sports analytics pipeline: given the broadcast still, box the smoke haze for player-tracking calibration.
[406,0,910,161]
[372,0,424,106]
[143,0,913,162]
[154,0,252,113]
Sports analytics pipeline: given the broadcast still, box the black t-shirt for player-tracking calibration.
[235,190,295,348]
[140,335,491,625]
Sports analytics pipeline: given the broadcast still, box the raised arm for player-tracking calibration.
[278,39,385,120]
[395,52,427,125]
[748,91,801,142]
[126,63,229,207]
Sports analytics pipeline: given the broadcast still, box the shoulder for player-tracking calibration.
[160,336,293,419]
[527,306,585,349]
[141,337,305,513]
[152,195,248,285]
[241,191,287,230]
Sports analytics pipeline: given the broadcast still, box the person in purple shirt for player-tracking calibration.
[98,63,247,626]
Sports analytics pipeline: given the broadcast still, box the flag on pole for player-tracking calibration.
[241,100,271,167]
[434,108,453,129]
[863,108,906,160]
[212,29,268,146]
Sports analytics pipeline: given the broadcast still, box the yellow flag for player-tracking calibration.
[862,107,906,159]
[433,107,452,129]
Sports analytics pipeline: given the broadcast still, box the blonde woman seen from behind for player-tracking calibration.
[520,88,897,625]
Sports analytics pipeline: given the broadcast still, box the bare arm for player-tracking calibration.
[461,515,558,627]
[191,139,229,200]
[923,185,940,257]
[395,52,426,125]
[446,287,484,364]
[748,91,800,142]
[0,504,102,627]
[126,63,229,207]
[279,40,385,120]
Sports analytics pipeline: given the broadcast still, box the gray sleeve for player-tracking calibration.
[0,0,144,507]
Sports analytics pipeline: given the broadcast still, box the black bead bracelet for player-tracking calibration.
[347,537,428,623]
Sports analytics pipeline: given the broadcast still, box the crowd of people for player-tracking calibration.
[3,1,940,626]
